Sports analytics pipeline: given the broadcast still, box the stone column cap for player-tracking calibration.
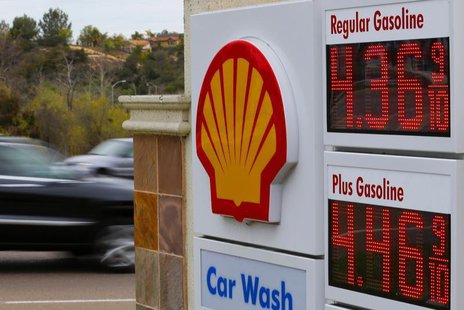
[120,94,191,136]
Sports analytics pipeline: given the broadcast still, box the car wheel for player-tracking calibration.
[95,225,134,272]
[96,168,110,176]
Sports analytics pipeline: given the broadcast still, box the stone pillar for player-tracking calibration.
[120,95,190,310]
[124,1,289,309]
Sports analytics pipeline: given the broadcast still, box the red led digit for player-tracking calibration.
[397,43,423,131]
[432,215,447,256]
[428,89,449,132]
[436,263,450,305]
[365,206,391,293]
[429,215,450,305]
[431,42,446,83]
[429,41,449,132]
[331,201,355,285]
[429,260,450,306]
[330,46,354,128]
[364,45,389,129]
[398,211,424,300]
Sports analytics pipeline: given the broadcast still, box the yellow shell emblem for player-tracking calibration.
[196,40,287,222]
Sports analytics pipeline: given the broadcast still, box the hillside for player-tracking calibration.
[69,45,126,62]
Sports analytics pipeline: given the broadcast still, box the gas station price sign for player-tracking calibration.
[329,199,450,309]
[323,0,462,152]
[325,151,457,310]
[327,37,450,136]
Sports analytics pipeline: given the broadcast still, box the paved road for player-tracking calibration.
[0,252,135,310]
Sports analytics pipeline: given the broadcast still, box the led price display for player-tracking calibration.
[329,200,450,309]
[327,38,450,136]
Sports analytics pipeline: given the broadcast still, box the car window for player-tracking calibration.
[89,140,133,158]
[0,145,50,177]
[0,144,74,179]
[0,147,22,175]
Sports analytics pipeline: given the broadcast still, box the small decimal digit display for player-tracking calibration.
[327,38,450,136]
[329,200,450,309]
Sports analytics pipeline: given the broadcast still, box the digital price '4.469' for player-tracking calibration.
[329,200,450,309]
[327,37,450,136]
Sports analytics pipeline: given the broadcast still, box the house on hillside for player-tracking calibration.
[124,40,152,53]
[150,35,182,48]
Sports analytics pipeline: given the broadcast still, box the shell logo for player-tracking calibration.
[196,40,290,223]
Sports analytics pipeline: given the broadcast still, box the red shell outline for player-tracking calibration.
[196,40,287,222]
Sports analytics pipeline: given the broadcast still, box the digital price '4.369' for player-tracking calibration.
[329,200,450,309]
[327,38,450,136]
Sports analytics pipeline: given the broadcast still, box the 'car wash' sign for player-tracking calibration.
[201,250,306,309]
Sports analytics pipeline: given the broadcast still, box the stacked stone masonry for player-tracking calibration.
[134,134,186,310]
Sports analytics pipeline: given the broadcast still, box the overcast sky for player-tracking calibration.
[0,0,184,40]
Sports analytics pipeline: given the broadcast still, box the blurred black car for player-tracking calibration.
[65,138,133,178]
[0,141,134,271]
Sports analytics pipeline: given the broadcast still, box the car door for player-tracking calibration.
[118,145,134,177]
[0,144,98,248]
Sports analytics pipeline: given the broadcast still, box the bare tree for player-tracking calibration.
[61,52,76,110]
[96,59,117,97]
[85,56,122,98]
[57,49,88,110]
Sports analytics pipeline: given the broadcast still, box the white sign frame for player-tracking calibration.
[325,305,352,310]
[324,151,464,310]
[194,237,324,310]
[323,0,464,154]
[191,0,324,255]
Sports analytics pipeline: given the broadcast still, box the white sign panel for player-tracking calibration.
[326,305,351,310]
[323,0,464,154]
[201,251,306,309]
[326,0,449,44]
[327,166,451,213]
[195,237,324,310]
[325,151,464,310]
[192,0,324,255]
